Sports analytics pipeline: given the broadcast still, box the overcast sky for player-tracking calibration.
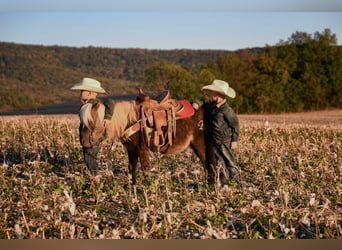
[0,0,341,50]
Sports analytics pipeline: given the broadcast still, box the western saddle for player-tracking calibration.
[122,88,194,152]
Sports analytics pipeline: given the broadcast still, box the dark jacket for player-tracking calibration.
[201,101,239,146]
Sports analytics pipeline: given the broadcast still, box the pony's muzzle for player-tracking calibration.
[81,134,94,147]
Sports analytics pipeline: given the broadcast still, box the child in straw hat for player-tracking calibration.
[193,80,241,188]
[71,77,114,175]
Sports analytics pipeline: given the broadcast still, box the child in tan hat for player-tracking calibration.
[71,77,114,175]
[193,80,241,188]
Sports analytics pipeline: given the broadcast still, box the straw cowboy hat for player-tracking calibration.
[70,77,107,94]
[201,80,236,98]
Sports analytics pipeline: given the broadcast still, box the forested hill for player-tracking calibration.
[1,28,342,114]
[0,42,232,112]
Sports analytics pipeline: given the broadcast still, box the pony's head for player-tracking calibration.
[79,102,106,147]
[79,101,138,147]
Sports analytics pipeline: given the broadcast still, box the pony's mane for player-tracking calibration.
[79,103,93,129]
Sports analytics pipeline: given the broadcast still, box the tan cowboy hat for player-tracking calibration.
[70,77,107,94]
[201,79,236,98]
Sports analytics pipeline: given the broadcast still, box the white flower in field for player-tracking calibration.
[300,213,311,227]
[1,162,9,168]
[166,213,172,224]
[308,197,316,206]
[205,221,228,239]
[300,171,305,178]
[240,207,247,214]
[279,224,291,236]
[111,229,121,239]
[28,160,38,166]
[124,226,139,239]
[267,233,276,239]
[191,170,201,175]
[281,190,290,206]
[69,224,75,239]
[138,208,147,223]
[323,198,331,209]
[277,157,282,164]
[208,204,216,217]
[325,215,336,227]
[14,224,23,239]
[252,199,262,208]
[306,193,316,207]
[63,189,76,215]
[191,200,206,211]
[264,120,269,127]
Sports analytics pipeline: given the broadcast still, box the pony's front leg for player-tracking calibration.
[127,150,139,185]
[139,147,150,172]
[137,147,151,186]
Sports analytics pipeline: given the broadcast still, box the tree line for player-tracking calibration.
[142,29,342,113]
[0,28,341,113]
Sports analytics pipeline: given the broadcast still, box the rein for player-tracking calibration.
[121,101,141,141]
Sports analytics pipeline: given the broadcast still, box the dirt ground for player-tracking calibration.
[239,109,342,127]
[1,109,342,128]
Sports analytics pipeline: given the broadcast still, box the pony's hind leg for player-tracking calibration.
[191,139,217,185]
[205,142,217,185]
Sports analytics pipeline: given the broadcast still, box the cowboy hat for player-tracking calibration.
[70,77,107,94]
[201,80,236,98]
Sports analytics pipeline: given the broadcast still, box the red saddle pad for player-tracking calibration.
[176,100,195,120]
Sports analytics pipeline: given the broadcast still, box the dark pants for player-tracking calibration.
[83,146,100,175]
[213,143,241,186]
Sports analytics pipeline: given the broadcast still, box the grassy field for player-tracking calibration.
[0,110,341,239]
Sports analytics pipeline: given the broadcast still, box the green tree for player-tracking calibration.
[142,62,200,100]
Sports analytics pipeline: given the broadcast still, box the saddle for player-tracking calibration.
[134,87,194,151]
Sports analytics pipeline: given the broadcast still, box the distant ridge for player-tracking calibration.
[0,95,136,116]
[3,28,340,114]
[0,42,238,112]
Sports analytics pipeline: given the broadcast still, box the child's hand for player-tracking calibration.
[231,141,238,150]
[192,103,199,110]
[103,119,111,127]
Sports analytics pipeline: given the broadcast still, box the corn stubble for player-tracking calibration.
[0,112,341,239]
